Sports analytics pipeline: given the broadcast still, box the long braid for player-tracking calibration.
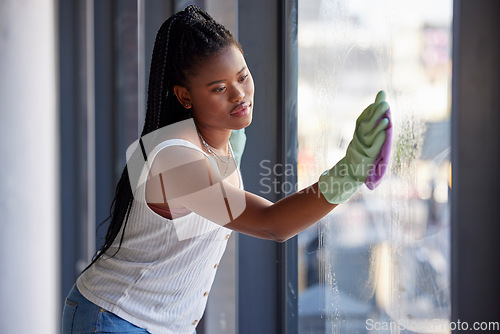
[82,6,240,273]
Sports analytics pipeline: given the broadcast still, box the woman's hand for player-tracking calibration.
[318,91,390,204]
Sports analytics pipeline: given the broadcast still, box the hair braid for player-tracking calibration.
[82,5,240,272]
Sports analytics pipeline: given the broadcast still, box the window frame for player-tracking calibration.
[236,0,298,333]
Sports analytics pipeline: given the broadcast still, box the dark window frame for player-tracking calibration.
[451,0,500,327]
[237,0,298,333]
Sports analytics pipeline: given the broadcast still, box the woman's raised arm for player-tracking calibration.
[146,91,391,242]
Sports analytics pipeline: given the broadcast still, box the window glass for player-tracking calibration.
[298,1,452,333]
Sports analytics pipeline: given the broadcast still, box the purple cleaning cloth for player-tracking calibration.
[365,108,392,190]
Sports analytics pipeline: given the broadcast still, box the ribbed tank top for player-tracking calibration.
[77,138,241,334]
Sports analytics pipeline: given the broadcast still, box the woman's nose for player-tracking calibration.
[231,86,244,102]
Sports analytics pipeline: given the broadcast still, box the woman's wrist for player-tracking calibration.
[317,159,364,204]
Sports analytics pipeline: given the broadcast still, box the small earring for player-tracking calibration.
[184,102,191,108]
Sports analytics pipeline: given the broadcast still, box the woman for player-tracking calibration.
[62,5,390,334]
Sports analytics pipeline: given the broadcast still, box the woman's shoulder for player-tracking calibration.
[125,119,208,189]
[127,119,204,163]
[147,118,203,154]
[145,120,209,173]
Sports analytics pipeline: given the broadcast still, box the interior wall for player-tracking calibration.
[0,0,59,333]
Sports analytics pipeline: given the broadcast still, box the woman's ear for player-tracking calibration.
[173,85,192,109]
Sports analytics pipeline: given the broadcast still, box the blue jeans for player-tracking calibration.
[62,284,151,333]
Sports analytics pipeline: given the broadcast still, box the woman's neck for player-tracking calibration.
[195,123,231,152]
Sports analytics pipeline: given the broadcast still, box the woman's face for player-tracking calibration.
[177,44,255,132]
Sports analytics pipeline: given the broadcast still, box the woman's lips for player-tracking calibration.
[230,102,251,117]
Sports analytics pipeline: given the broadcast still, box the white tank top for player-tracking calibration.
[77,138,241,334]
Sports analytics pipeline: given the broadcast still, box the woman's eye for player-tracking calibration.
[239,74,249,82]
[213,86,226,92]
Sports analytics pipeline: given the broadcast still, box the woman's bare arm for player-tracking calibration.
[145,145,337,242]
[223,181,337,242]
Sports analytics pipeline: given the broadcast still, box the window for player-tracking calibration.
[298,1,452,332]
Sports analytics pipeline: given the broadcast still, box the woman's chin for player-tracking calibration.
[232,114,252,130]
[241,118,253,129]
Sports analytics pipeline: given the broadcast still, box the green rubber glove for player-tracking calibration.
[229,128,247,167]
[318,91,390,204]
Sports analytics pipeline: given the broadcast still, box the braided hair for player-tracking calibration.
[83,5,240,272]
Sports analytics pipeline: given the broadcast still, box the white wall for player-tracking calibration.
[0,0,59,333]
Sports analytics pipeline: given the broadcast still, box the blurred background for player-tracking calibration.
[0,0,498,333]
